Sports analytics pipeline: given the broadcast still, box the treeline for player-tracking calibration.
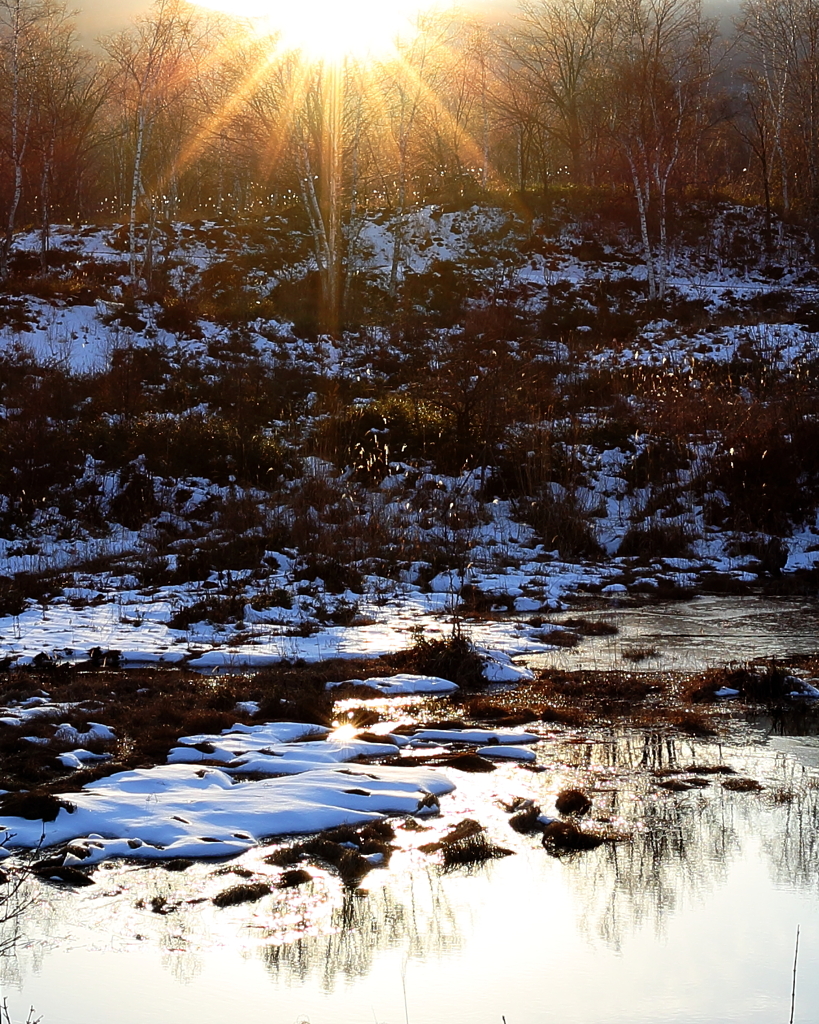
[0,0,816,298]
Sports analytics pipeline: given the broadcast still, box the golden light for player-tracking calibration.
[190,0,432,61]
[329,722,360,741]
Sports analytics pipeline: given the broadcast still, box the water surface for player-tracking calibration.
[533,595,819,672]
[5,725,819,1024]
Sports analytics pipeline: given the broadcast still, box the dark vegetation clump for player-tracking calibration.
[460,696,538,726]
[389,632,487,690]
[419,819,513,867]
[163,859,193,872]
[515,489,604,560]
[621,646,660,663]
[508,802,543,833]
[0,791,75,821]
[618,521,694,560]
[212,882,272,907]
[167,595,247,630]
[555,788,592,816]
[534,669,661,715]
[656,777,710,791]
[688,663,798,703]
[266,820,396,887]
[541,820,607,855]
[277,868,313,888]
[429,751,497,773]
[32,864,94,886]
[561,618,618,637]
[538,704,590,727]
[661,710,717,737]
[722,777,764,792]
[535,628,580,648]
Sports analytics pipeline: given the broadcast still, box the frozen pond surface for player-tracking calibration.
[533,595,819,672]
[5,725,819,1024]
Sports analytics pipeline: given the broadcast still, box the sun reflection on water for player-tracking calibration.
[5,722,819,1024]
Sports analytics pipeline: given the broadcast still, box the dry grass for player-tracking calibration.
[685,663,803,704]
[212,882,272,907]
[266,821,396,887]
[541,821,607,854]
[520,668,730,735]
[419,818,513,867]
[0,661,343,793]
[722,777,763,792]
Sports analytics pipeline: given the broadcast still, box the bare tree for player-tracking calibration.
[504,0,609,184]
[740,0,819,257]
[605,0,716,299]
[103,0,205,286]
[734,73,777,250]
[0,0,54,279]
[30,15,101,270]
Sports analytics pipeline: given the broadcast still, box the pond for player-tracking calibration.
[532,595,819,673]
[4,720,819,1024]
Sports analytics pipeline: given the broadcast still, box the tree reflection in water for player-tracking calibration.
[256,725,819,982]
[3,723,819,1012]
[259,869,460,991]
[530,727,819,953]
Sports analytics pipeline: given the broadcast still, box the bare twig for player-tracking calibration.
[789,924,800,1024]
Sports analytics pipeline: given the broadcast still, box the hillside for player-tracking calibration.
[1,193,818,668]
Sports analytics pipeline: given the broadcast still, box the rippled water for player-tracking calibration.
[5,723,819,1024]
[531,595,819,672]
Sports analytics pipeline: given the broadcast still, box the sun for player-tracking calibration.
[190,0,433,61]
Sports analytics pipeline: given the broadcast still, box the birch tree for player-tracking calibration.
[740,0,819,257]
[103,0,203,286]
[0,0,48,279]
[606,0,716,299]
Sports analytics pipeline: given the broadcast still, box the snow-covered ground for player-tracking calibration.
[1,204,818,670]
[0,689,547,864]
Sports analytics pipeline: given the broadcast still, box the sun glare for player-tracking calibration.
[191,0,432,61]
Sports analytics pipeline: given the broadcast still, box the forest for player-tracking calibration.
[0,0,818,309]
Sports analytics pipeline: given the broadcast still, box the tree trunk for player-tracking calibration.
[39,141,54,275]
[626,151,656,302]
[129,106,147,284]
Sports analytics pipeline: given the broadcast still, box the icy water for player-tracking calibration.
[5,723,819,1024]
[533,595,819,672]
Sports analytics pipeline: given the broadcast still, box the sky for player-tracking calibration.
[72,0,513,42]
[73,0,745,47]
[72,0,741,49]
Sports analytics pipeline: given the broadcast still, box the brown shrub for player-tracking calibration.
[213,882,272,907]
[722,777,763,792]
[541,820,604,854]
[555,789,592,815]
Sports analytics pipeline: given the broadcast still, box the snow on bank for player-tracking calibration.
[327,674,459,695]
[0,573,541,681]
[0,721,455,864]
[410,728,539,745]
[0,709,551,864]
[3,214,818,678]
[476,745,537,762]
